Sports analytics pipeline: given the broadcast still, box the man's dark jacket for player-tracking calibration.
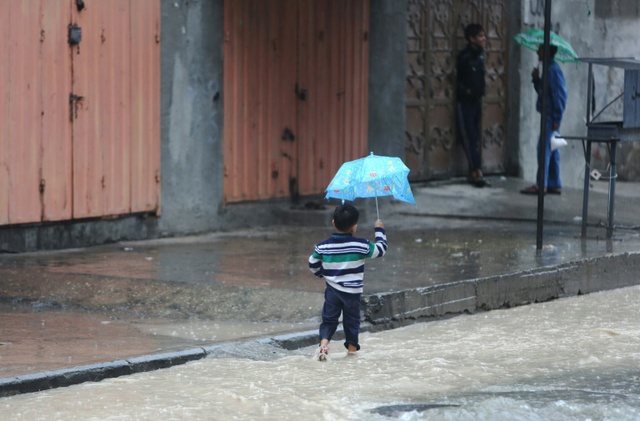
[456,44,485,103]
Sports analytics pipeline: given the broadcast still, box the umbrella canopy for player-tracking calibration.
[325,153,415,217]
[514,29,578,63]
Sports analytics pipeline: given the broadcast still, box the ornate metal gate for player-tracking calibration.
[405,0,507,181]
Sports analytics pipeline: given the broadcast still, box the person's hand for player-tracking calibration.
[531,67,540,80]
[374,219,384,229]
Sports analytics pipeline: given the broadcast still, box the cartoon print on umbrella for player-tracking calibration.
[325,152,416,218]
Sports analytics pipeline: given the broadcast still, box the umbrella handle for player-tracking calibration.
[375,190,379,219]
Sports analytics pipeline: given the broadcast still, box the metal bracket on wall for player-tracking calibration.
[68,24,82,46]
[69,94,84,122]
[282,127,296,141]
[294,83,307,101]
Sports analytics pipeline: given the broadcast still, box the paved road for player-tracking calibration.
[2,177,640,395]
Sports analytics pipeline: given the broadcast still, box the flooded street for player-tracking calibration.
[2,285,639,420]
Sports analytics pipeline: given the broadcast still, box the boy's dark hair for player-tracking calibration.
[464,23,484,42]
[333,204,359,232]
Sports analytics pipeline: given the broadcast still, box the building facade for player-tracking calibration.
[1,0,637,251]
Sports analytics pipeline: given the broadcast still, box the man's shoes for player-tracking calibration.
[520,185,544,195]
[520,185,562,195]
[469,175,490,188]
[474,178,491,188]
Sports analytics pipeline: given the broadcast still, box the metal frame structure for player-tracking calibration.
[564,57,640,238]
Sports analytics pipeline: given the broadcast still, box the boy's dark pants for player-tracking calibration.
[319,285,361,350]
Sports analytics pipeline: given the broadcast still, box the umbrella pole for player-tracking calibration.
[375,191,380,219]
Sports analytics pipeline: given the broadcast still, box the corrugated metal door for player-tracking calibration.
[71,0,160,218]
[72,0,131,218]
[0,0,8,225]
[223,0,370,203]
[3,2,44,224]
[296,0,370,197]
[0,1,72,225]
[130,0,161,214]
[0,0,160,226]
[223,0,298,202]
[405,0,507,180]
[41,1,74,222]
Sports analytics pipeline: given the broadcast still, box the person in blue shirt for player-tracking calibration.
[521,44,568,195]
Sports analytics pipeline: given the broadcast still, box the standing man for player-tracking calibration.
[520,45,567,195]
[457,23,489,187]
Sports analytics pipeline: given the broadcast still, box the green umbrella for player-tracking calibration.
[514,28,578,63]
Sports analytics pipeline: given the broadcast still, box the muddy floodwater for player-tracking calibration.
[2,285,639,420]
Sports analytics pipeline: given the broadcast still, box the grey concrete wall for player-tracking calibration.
[515,0,640,188]
[368,0,407,159]
[159,0,224,235]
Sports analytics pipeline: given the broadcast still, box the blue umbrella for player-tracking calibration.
[325,152,416,218]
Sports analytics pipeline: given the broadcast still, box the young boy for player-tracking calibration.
[308,204,387,361]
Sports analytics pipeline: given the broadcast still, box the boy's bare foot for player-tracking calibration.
[317,345,329,362]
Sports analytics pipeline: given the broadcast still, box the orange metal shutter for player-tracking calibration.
[41,1,73,222]
[130,0,161,214]
[72,0,131,218]
[223,0,298,202]
[7,1,43,224]
[296,0,370,196]
[0,0,10,224]
[223,0,369,203]
[0,0,160,226]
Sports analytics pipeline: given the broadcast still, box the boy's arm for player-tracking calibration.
[370,219,388,258]
[308,251,324,278]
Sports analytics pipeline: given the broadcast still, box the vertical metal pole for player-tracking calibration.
[586,64,594,124]
[536,0,553,251]
[581,140,591,237]
[581,64,594,238]
[607,141,618,239]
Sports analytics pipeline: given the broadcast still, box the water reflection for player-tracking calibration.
[2,222,639,297]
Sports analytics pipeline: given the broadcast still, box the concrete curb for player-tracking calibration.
[2,251,640,397]
[0,349,209,398]
[362,252,640,327]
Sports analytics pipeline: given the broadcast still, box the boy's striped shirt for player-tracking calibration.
[308,227,387,294]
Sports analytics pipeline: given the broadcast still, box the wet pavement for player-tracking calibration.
[2,176,640,395]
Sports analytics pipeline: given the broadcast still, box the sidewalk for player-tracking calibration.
[2,176,640,396]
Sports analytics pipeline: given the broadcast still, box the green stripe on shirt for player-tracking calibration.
[322,252,368,263]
